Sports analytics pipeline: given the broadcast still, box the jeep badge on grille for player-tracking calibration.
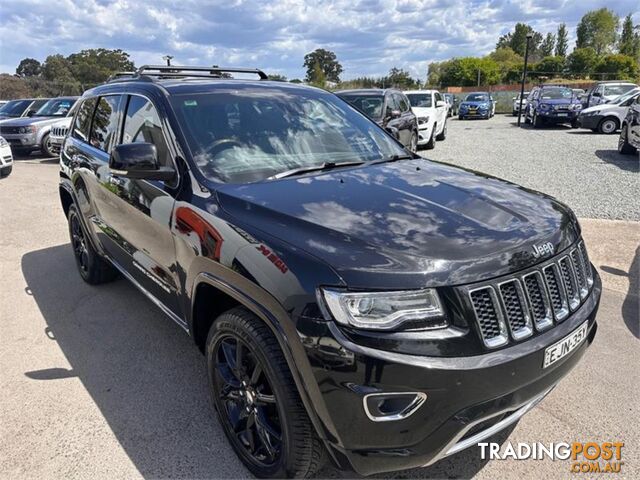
[532,242,555,259]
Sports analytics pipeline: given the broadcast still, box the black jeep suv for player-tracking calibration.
[59,65,600,478]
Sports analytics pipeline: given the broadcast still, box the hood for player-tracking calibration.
[460,100,489,107]
[217,159,579,289]
[0,116,65,127]
[411,106,433,117]
[581,103,617,114]
[536,97,576,105]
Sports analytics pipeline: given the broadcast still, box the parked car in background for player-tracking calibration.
[458,92,495,119]
[618,93,640,155]
[0,98,50,120]
[512,91,530,116]
[0,97,78,156]
[525,86,582,128]
[49,118,73,155]
[578,88,640,134]
[0,136,13,177]
[404,90,448,149]
[582,81,637,109]
[443,93,458,116]
[336,88,419,151]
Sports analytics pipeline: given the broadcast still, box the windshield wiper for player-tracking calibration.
[371,154,414,165]
[268,160,365,180]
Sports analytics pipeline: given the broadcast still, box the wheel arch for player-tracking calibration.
[190,272,343,460]
[599,115,620,129]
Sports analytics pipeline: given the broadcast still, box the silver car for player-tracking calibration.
[0,97,78,157]
[512,92,529,116]
[0,98,49,120]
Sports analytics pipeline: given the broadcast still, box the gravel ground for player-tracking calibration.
[422,114,639,221]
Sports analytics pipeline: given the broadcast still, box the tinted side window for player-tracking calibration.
[72,98,97,142]
[121,96,171,167]
[386,93,399,115]
[89,96,122,153]
[397,94,410,112]
[434,92,443,104]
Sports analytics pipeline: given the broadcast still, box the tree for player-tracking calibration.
[267,74,287,81]
[289,78,302,83]
[595,54,638,80]
[540,33,556,57]
[618,14,639,59]
[567,48,599,76]
[489,47,523,83]
[534,56,566,77]
[576,8,619,55]
[41,54,74,82]
[16,58,42,77]
[438,57,501,87]
[555,24,569,57]
[496,23,542,58]
[385,67,418,89]
[0,74,32,99]
[303,49,342,83]
[67,48,135,85]
[309,62,326,87]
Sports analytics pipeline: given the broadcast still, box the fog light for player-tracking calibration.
[363,392,427,422]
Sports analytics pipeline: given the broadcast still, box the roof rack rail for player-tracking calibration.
[136,65,268,80]
[107,71,137,82]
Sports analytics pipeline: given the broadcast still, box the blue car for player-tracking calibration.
[458,92,495,120]
[525,85,582,128]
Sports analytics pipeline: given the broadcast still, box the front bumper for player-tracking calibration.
[537,110,579,122]
[49,136,64,154]
[459,109,489,119]
[417,123,434,145]
[2,133,38,148]
[577,114,602,130]
[311,272,601,476]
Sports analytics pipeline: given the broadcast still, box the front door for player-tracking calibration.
[94,94,182,317]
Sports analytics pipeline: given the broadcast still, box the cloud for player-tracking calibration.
[0,0,638,81]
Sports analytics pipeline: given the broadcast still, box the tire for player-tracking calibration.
[40,133,54,158]
[436,120,447,141]
[570,119,579,129]
[0,165,12,177]
[512,110,517,116]
[533,111,542,128]
[68,205,118,284]
[598,117,618,135]
[618,124,637,155]
[409,131,418,153]
[207,307,324,478]
[458,115,463,121]
[425,126,436,149]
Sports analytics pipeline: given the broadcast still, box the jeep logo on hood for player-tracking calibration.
[532,242,555,259]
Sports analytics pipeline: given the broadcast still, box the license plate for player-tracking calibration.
[543,322,588,368]
[556,113,568,117]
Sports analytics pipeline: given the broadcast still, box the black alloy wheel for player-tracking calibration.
[70,209,90,276]
[213,334,283,467]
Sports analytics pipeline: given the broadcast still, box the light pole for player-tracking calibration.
[162,55,173,66]
[517,33,533,127]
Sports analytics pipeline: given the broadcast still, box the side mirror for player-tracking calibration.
[592,92,601,97]
[389,109,401,119]
[436,100,446,108]
[26,109,36,117]
[109,142,175,181]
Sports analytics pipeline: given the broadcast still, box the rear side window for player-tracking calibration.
[397,93,410,112]
[386,93,399,115]
[121,96,171,167]
[72,98,97,141]
[89,96,122,153]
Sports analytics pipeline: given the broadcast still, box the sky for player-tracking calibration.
[0,0,638,82]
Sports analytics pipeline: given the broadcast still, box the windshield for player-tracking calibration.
[603,84,636,97]
[35,98,76,117]
[465,94,489,102]
[516,92,530,100]
[337,94,384,119]
[540,88,573,100]
[612,88,640,104]
[406,93,432,108]
[171,87,406,184]
[0,99,32,117]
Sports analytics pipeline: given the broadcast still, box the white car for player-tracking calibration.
[512,91,530,116]
[0,135,13,177]
[403,90,448,149]
[583,82,638,108]
[578,88,640,134]
[49,117,73,156]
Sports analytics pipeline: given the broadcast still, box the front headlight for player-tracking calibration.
[0,136,7,147]
[18,126,36,134]
[570,103,582,111]
[539,103,550,110]
[320,288,447,330]
[418,116,429,125]
[584,110,599,116]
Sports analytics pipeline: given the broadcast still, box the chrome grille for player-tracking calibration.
[51,126,68,138]
[467,240,594,348]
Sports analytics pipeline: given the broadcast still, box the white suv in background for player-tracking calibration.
[583,81,638,108]
[0,136,14,177]
[49,118,73,156]
[404,90,448,149]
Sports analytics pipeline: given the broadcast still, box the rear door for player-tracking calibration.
[393,92,412,146]
[434,92,447,127]
[94,94,182,317]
